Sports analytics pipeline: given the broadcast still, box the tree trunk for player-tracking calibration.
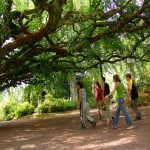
[99,63,103,79]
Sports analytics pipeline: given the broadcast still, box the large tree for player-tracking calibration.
[0,0,149,90]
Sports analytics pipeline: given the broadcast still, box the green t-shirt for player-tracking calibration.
[116,82,125,99]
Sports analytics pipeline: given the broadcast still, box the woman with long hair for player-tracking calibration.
[94,81,104,120]
[105,74,135,129]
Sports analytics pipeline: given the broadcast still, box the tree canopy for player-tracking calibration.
[0,0,150,90]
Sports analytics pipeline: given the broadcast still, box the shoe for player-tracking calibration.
[134,117,141,121]
[113,126,118,129]
[112,125,120,129]
[81,126,86,129]
[126,125,136,130]
[92,121,96,128]
[81,124,86,129]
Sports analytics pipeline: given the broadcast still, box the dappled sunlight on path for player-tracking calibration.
[0,107,150,150]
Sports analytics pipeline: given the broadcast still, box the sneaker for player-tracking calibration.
[112,125,120,129]
[92,121,96,128]
[126,125,136,130]
[113,126,118,129]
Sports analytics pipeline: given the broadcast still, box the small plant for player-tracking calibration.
[14,102,35,118]
[1,101,17,121]
[36,101,52,114]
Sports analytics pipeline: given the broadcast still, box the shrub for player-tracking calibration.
[36,99,77,114]
[14,102,35,118]
[1,101,17,121]
[0,101,35,121]
[36,101,52,114]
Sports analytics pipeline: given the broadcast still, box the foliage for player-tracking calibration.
[36,99,77,114]
[0,91,77,121]
[0,100,35,121]
[23,84,43,107]
[14,102,35,118]
[0,100,17,121]
[0,0,149,91]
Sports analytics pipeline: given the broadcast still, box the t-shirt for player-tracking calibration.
[95,87,103,101]
[77,88,88,103]
[81,88,88,102]
[127,79,138,99]
[127,79,133,90]
[103,83,110,96]
[116,83,125,99]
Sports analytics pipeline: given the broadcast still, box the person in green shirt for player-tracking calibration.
[105,74,135,129]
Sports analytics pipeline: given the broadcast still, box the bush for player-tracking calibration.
[36,99,77,114]
[0,101,35,121]
[1,101,17,121]
[0,98,77,121]
[36,101,52,114]
[14,102,35,118]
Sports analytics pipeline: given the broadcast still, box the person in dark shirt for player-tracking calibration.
[102,77,110,97]
[102,77,113,124]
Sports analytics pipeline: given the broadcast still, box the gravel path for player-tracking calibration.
[0,106,150,150]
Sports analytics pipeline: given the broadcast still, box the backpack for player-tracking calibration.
[104,83,110,96]
[131,83,138,99]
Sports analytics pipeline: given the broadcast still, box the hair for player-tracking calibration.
[113,74,121,82]
[76,81,83,88]
[102,77,105,82]
[95,81,101,88]
[125,73,132,79]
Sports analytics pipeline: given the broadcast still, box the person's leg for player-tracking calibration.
[85,102,96,127]
[119,98,133,126]
[80,103,86,128]
[97,101,103,120]
[104,99,113,123]
[112,104,121,128]
[131,99,141,120]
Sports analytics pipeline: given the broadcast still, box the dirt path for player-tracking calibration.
[0,107,150,150]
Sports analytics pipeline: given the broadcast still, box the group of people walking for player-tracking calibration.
[76,73,142,130]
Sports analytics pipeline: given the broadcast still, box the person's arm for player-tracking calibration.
[127,80,132,100]
[105,82,118,99]
[125,88,130,100]
[94,88,98,100]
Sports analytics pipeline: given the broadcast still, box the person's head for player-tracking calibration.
[113,74,121,82]
[94,81,101,88]
[76,81,83,89]
[102,77,105,83]
[125,73,132,81]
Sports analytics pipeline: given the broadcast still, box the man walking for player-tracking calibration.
[102,77,113,123]
[125,73,142,121]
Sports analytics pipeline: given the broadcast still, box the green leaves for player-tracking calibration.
[0,0,149,91]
